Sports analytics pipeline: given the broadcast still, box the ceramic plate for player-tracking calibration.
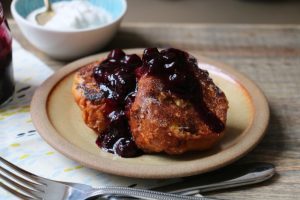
[31,49,269,179]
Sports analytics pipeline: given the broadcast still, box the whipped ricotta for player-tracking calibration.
[27,0,112,30]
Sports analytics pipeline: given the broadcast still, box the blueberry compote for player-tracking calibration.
[93,48,224,158]
[93,49,143,157]
[0,3,14,105]
[137,48,225,133]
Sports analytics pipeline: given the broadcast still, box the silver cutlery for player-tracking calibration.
[0,157,218,200]
[0,156,275,200]
[35,0,55,25]
[154,162,275,195]
[108,162,275,199]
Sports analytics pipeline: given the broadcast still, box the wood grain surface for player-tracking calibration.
[10,20,300,199]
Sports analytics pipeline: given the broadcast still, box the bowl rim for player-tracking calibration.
[11,0,127,33]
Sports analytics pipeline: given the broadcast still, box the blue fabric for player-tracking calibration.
[15,0,126,19]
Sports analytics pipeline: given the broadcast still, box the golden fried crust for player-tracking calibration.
[73,58,228,154]
[129,69,228,155]
[72,61,108,133]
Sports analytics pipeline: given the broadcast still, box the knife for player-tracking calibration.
[105,162,275,200]
[152,162,275,195]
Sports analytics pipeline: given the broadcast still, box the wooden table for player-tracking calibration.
[9,20,300,199]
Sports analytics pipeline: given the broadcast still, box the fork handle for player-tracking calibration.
[86,186,219,200]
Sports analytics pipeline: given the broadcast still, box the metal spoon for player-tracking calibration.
[35,0,55,25]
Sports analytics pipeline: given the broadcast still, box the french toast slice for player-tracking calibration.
[72,61,109,133]
[129,67,228,155]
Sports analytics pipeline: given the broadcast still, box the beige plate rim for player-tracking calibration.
[31,49,269,179]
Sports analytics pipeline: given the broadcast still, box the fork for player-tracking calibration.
[0,157,218,200]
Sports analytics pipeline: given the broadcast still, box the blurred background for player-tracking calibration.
[3,0,300,23]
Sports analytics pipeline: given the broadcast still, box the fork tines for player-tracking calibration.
[0,157,45,200]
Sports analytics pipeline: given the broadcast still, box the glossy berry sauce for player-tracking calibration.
[137,48,225,133]
[93,49,143,157]
[93,48,224,157]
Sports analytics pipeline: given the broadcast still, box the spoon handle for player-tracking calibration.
[44,0,52,12]
[153,163,275,195]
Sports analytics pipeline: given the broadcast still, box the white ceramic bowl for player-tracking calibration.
[11,0,127,60]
